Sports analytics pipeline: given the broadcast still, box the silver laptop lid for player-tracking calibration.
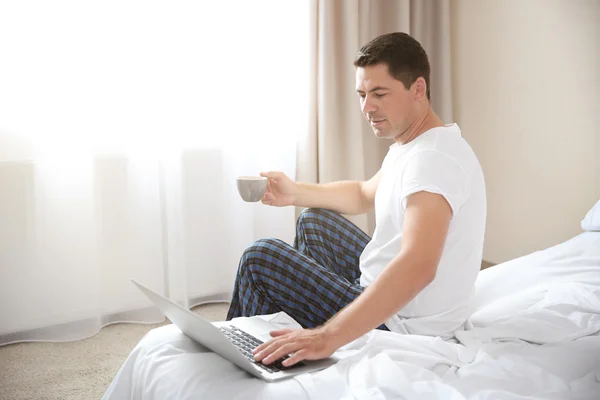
[130,279,263,379]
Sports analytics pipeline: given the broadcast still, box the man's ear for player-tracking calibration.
[413,77,427,101]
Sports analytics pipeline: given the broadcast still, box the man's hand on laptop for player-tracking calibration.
[252,326,339,367]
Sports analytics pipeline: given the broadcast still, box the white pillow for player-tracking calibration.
[471,235,600,329]
[472,232,600,314]
[581,200,600,231]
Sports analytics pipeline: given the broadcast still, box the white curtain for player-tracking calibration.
[0,1,309,345]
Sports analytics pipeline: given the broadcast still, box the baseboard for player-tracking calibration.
[0,292,230,347]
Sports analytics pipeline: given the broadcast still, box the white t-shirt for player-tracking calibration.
[359,123,486,338]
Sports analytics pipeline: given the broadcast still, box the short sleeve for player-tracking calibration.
[400,151,470,219]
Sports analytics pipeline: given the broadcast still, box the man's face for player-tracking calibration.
[355,63,417,140]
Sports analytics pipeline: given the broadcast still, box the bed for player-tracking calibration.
[102,205,600,400]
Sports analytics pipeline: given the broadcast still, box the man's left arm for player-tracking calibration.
[253,190,453,366]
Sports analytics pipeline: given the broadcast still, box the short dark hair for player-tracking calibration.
[354,32,431,100]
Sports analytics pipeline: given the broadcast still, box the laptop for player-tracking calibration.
[130,279,339,382]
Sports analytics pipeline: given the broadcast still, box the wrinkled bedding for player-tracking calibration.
[102,233,600,400]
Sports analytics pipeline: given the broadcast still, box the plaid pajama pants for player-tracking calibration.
[226,208,388,330]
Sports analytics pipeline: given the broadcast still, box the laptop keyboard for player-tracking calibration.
[219,326,305,373]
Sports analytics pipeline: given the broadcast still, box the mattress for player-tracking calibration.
[102,232,600,400]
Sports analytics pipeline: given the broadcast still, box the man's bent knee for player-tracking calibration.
[296,208,339,227]
[239,238,287,275]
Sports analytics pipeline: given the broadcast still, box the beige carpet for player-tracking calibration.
[0,303,229,400]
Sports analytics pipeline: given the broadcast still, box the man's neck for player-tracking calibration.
[394,107,444,145]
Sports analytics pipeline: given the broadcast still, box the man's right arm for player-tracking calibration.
[261,170,382,215]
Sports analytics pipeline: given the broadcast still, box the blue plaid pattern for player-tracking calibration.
[226,208,389,330]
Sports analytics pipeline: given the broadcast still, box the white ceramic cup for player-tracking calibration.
[236,176,268,202]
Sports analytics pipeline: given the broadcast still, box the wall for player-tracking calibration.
[451,0,599,263]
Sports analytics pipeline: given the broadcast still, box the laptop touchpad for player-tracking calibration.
[230,317,285,343]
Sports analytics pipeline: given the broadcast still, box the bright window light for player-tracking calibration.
[0,0,309,159]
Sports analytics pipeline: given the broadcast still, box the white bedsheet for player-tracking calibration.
[102,233,600,400]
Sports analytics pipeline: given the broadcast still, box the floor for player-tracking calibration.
[0,303,229,400]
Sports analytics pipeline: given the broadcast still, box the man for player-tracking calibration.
[226,32,486,368]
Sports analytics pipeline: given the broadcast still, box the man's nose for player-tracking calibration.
[362,97,377,115]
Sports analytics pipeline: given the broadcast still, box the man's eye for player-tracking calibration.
[374,93,386,98]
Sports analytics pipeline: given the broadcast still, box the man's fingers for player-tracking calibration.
[261,192,275,204]
[282,349,308,367]
[252,340,270,355]
[260,171,282,180]
[262,342,298,365]
[253,336,284,359]
[269,329,293,337]
[253,336,293,362]
[253,329,294,357]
